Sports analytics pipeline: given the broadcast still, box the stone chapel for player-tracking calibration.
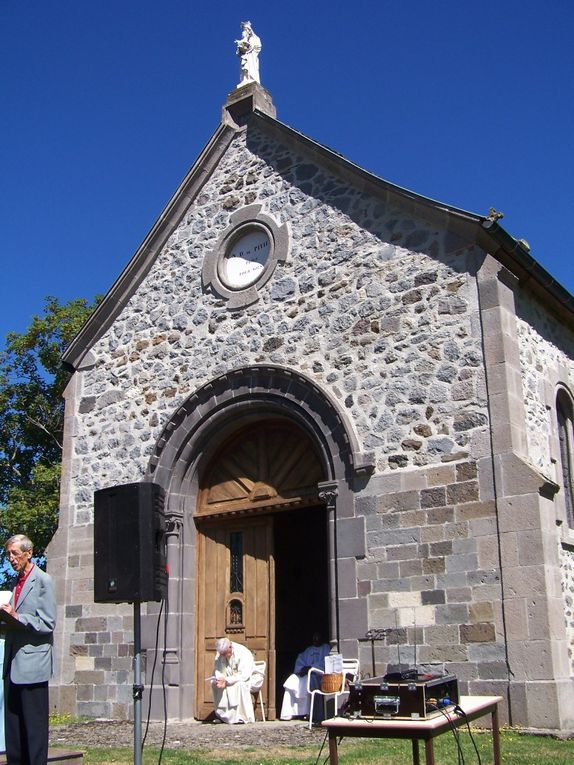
[49,49,574,731]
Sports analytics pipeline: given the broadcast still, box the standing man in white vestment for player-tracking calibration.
[211,638,257,724]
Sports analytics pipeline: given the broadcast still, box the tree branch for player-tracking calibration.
[23,415,63,451]
[8,444,21,477]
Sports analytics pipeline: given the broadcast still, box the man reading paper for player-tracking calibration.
[1,534,56,765]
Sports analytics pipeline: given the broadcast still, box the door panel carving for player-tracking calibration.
[197,422,323,518]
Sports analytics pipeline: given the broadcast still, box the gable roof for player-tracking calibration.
[62,88,574,372]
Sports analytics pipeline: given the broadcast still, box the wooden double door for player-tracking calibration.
[195,506,329,719]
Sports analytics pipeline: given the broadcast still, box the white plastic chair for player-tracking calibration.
[251,660,267,721]
[306,658,360,729]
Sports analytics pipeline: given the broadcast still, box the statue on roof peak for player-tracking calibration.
[235,21,262,86]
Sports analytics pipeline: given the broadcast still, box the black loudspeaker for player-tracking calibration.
[93,482,168,603]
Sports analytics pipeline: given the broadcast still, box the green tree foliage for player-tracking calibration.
[0,296,97,580]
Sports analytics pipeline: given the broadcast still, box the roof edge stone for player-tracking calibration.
[62,122,238,371]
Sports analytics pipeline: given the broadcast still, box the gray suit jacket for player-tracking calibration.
[2,565,56,685]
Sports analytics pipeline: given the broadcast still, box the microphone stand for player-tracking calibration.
[133,601,143,765]
[358,629,394,677]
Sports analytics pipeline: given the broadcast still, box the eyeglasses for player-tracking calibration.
[6,550,28,560]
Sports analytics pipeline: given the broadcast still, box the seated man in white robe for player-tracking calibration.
[280,632,331,720]
[211,637,258,724]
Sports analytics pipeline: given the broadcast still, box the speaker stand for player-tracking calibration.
[133,601,143,765]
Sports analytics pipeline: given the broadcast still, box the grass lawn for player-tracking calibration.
[54,728,574,765]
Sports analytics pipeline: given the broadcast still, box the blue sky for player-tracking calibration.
[2,1,573,344]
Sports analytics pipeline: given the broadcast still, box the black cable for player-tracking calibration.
[437,705,465,765]
[157,586,169,764]
[142,598,165,749]
[322,736,345,765]
[311,730,348,765]
[312,729,329,765]
[454,706,482,765]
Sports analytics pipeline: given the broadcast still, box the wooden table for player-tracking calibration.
[322,695,502,765]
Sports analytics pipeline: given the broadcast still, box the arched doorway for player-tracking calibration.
[146,365,372,721]
[194,419,329,719]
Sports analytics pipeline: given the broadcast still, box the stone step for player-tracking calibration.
[0,749,83,764]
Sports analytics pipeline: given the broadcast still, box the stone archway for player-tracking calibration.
[144,365,374,720]
[148,365,372,492]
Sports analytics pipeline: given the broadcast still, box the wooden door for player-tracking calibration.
[194,420,325,720]
[196,515,275,719]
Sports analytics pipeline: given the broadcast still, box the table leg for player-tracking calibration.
[424,739,435,765]
[328,732,339,765]
[411,739,420,765]
[491,705,501,765]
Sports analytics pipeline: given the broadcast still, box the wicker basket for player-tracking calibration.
[320,672,343,693]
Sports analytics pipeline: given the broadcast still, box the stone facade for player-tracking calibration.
[48,85,574,731]
[561,545,574,675]
[70,127,488,503]
[515,292,574,477]
[514,291,574,686]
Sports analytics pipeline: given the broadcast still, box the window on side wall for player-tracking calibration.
[557,388,574,527]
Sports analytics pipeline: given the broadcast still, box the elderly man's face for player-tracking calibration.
[220,645,233,660]
[6,543,32,575]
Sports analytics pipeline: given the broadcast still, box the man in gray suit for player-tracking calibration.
[1,534,56,765]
